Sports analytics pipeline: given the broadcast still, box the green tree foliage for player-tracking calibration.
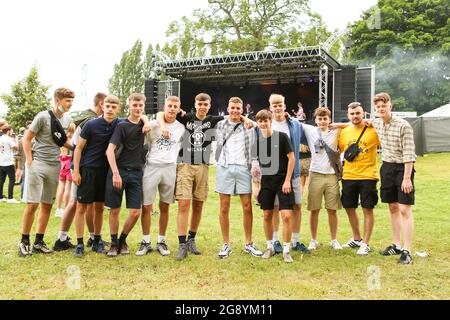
[349,0,450,114]
[163,0,334,58]
[1,65,51,130]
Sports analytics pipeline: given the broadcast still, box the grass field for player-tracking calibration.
[0,153,449,300]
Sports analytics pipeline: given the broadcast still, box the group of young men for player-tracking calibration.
[17,88,417,265]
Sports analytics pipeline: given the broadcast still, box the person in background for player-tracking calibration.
[0,125,19,203]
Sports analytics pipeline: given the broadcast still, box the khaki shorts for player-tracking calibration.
[175,163,209,202]
[23,160,60,204]
[307,172,342,211]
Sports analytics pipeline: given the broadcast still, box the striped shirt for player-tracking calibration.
[373,116,416,163]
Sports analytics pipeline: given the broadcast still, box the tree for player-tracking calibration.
[108,40,146,115]
[163,0,334,58]
[348,0,450,114]
[1,65,51,130]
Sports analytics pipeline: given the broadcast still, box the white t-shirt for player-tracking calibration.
[271,119,291,138]
[303,124,340,174]
[0,135,17,166]
[222,120,246,166]
[146,119,185,165]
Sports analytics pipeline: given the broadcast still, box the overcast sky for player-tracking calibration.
[0,0,377,114]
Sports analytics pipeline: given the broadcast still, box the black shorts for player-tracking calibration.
[258,175,294,211]
[105,168,143,209]
[77,167,108,204]
[341,180,378,209]
[380,162,415,205]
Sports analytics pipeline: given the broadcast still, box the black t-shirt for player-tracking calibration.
[177,113,224,164]
[253,130,294,176]
[109,119,145,170]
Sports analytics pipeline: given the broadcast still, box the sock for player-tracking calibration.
[93,235,101,246]
[59,231,68,241]
[394,243,403,250]
[89,233,95,240]
[158,235,166,243]
[119,233,128,245]
[292,233,300,246]
[273,232,279,242]
[35,233,44,244]
[178,235,187,244]
[77,238,84,245]
[21,234,30,244]
[283,242,290,254]
[266,240,274,250]
[143,235,150,244]
[111,234,118,245]
[188,231,196,240]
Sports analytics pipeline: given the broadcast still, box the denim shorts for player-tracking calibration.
[105,168,143,209]
[215,164,252,195]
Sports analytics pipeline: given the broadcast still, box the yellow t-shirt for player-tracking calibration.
[338,126,380,180]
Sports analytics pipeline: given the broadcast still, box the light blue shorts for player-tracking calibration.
[215,165,252,195]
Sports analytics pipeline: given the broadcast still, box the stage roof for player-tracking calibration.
[157,46,341,85]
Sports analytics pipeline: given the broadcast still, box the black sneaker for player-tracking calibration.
[18,241,32,257]
[273,240,283,254]
[292,242,311,254]
[92,240,107,254]
[186,238,201,255]
[399,250,413,265]
[86,237,94,248]
[53,237,76,251]
[380,244,402,256]
[32,241,54,254]
[73,244,85,258]
[176,243,188,261]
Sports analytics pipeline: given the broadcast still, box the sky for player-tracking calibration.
[0,0,378,115]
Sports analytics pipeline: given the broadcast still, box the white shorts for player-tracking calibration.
[275,176,302,206]
[142,163,176,206]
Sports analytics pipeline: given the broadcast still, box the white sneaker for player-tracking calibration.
[308,240,319,250]
[244,243,263,257]
[218,243,232,258]
[6,198,20,204]
[357,243,371,255]
[54,208,64,218]
[330,239,343,250]
[0,198,6,202]
[342,238,362,248]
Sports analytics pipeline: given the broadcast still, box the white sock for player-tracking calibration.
[143,235,150,244]
[292,233,300,246]
[59,231,68,241]
[273,232,279,242]
[157,235,166,243]
[283,242,290,254]
[89,233,95,240]
[266,240,274,250]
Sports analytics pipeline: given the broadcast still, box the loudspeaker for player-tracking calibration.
[144,79,159,114]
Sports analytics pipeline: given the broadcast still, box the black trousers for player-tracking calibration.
[0,165,15,199]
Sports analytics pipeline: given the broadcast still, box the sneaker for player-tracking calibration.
[330,239,343,250]
[54,208,64,218]
[380,244,403,256]
[18,241,32,257]
[107,243,119,257]
[53,237,76,251]
[357,243,371,255]
[92,240,107,254]
[176,243,188,261]
[156,242,170,256]
[283,252,294,263]
[398,250,413,265]
[135,241,152,256]
[218,243,232,258]
[0,198,5,202]
[118,242,129,255]
[186,238,201,255]
[73,244,85,257]
[262,248,275,259]
[292,242,310,254]
[86,237,94,248]
[342,238,362,248]
[273,240,283,254]
[32,241,54,254]
[6,198,20,204]
[308,240,319,250]
[244,243,263,257]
